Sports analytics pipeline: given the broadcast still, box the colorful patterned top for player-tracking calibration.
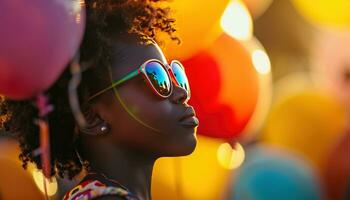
[63,173,139,200]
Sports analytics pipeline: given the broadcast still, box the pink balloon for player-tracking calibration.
[0,0,86,99]
[311,30,350,109]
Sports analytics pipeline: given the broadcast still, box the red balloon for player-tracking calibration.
[0,0,85,99]
[185,34,259,139]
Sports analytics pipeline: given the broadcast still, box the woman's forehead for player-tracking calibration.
[109,36,167,80]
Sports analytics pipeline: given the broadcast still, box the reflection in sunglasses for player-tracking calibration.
[146,70,170,96]
[172,62,190,92]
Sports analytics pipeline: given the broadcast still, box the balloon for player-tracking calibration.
[0,137,46,199]
[323,128,350,200]
[152,136,233,200]
[311,30,350,110]
[159,0,229,60]
[0,0,86,99]
[229,145,324,200]
[242,0,273,19]
[292,0,350,28]
[262,83,348,166]
[185,33,259,139]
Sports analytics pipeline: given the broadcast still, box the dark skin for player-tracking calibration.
[77,34,198,200]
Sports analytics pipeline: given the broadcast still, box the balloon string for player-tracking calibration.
[43,175,49,200]
[38,119,51,178]
[35,94,53,200]
[68,52,87,129]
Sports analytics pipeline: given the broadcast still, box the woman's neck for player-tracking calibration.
[82,142,156,200]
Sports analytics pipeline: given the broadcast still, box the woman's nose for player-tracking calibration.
[170,84,189,104]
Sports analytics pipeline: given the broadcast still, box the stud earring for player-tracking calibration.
[79,121,110,135]
[100,123,110,133]
[100,124,110,133]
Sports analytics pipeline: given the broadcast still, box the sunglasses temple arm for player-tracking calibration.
[87,69,140,101]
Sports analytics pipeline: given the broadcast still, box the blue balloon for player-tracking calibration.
[230,145,324,200]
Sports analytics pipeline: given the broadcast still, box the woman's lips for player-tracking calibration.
[179,116,199,127]
[178,106,199,127]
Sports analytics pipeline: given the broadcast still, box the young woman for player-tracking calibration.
[0,0,198,199]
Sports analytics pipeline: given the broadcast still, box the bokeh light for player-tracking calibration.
[32,170,58,197]
[221,0,253,41]
[217,142,245,170]
[252,49,271,75]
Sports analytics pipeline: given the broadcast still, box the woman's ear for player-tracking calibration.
[75,106,111,136]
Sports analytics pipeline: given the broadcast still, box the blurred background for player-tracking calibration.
[0,0,350,199]
[152,0,350,199]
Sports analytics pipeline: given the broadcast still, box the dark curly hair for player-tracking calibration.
[0,0,177,179]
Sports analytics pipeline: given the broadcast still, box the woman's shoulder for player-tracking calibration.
[63,173,137,200]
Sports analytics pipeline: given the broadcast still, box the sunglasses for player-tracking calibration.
[88,59,191,101]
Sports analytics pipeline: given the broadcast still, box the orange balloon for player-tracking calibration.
[185,33,259,139]
[159,0,229,60]
[238,43,273,142]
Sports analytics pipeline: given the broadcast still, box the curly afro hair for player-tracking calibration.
[0,0,178,179]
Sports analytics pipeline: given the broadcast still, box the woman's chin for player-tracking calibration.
[163,133,197,157]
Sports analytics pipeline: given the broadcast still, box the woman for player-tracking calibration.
[0,0,198,199]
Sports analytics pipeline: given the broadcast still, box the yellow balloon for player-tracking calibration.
[152,136,233,200]
[262,89,348,167]
[292,0,350,28]
[0,138,44,200]
[159,0,229,60]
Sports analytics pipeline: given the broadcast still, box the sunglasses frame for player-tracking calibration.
[88,59,190,101]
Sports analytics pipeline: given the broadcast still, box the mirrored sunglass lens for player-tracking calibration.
[144,61,171,96]
[171,62,190,93]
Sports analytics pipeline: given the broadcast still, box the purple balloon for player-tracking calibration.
[0,0,86,99]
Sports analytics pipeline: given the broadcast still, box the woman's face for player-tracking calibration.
[92,34,198,157]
